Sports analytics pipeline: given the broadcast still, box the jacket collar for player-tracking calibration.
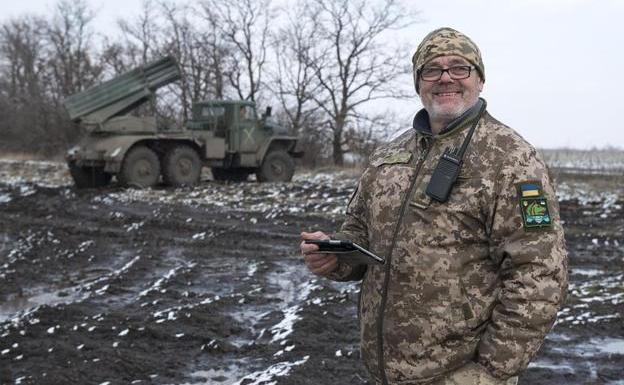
[412,98,486,138]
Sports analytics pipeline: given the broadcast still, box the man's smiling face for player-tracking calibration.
[418,55,483,128]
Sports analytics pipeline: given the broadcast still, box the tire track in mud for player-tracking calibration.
[0,178,354,384]
[1,161,624,385]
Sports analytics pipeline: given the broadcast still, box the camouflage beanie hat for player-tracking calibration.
[411,27,484,94]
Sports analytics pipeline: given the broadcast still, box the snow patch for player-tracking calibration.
[139,262,196,298]
[231,356,309,385]
[270,305,301,343]
[0,193,11,204]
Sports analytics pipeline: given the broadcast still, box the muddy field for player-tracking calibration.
[0,160,623,385]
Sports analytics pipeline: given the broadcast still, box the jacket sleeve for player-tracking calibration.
[477,149,568,378]
[326,178,369,282]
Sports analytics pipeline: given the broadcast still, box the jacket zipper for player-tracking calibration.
[377,135,432,385]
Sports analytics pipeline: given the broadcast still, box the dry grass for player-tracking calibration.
[0,151,65,162]
[554,171,624,195]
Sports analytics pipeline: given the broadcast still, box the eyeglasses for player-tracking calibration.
[419,65,474,81]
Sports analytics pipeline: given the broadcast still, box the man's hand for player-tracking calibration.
[300,231,338,277]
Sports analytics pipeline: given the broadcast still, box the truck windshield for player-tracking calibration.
[239,106,255,121]
[202,106,225,118]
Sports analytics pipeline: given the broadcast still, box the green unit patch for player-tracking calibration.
[520,197,552,229]
[515,180,553,230]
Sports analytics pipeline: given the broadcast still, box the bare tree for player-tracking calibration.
[117,0,161,67]
[115,1,235,121]
[199,6,232,99]
[46,0,102,98]
[270,2,321,137]
[0,5,100,156]
[0,16,50,154]
[158,2,198,120]
[41,0,105,153]
[0,17,46,101]
[201,0,271,104]
[305,0,417,165]
[0,0,418,161]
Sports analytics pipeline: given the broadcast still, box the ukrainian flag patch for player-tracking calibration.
[520,183,541,197]
[517,181,552,230]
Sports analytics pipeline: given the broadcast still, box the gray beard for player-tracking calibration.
[427,100,471,124]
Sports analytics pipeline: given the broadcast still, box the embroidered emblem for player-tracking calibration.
[517,181,553,230]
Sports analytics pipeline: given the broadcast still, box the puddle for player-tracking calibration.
[1,252,142,324]
[546,332,573,343]
[185,357,310,385]
[0,192,11,204]
[570,268,605,277]
[528,361,575,373]
[265,261,319,304]
[227,260,318,346]
[547,333,624,357]
[0,287,84,323]
[184,260,319,382]
[595,338,624,355]
[0,233,11,255]
[229,308,271,331]
[181,365,242,384]
[224,304,270,348]
[194,257,259,299]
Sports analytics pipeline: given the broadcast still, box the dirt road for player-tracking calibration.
[1,160,623,384]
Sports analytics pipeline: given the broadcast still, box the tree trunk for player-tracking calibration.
[333,128,343,166]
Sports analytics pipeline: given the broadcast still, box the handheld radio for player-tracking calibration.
[425,100,486,203]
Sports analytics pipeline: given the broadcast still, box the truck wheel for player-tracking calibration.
[163,145,201,187]
[256,151,295,182]
[68,161,112,189]
[211,168,250,182]
[119,146,161,188]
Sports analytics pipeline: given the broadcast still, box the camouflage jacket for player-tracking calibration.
[330,100,568,384]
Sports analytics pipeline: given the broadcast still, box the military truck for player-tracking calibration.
[65,56,301,189]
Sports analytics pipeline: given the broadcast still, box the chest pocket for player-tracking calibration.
[367,151,414,244]
[369,151,414,195]
[410,169,486,246]
[438,171,487,235]
[410,168,477,209]
[446,171,482,207]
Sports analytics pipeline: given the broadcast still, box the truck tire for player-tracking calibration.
[118,146,161,188]
[256,151,295,182]
[211,168,250,182]
[68,161,112,189]
[163,145,201,187]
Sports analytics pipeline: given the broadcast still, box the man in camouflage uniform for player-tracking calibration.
[300,27,568,385]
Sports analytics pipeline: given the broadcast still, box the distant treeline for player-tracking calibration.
[540,148,624,174]
[0,0,417,165]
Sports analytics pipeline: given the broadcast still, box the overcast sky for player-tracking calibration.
[3,0,622,149]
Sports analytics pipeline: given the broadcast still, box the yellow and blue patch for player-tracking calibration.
[520,182,541,197]
[516,181,552,230]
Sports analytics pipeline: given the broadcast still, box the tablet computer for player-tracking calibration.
[304,239,385,265]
